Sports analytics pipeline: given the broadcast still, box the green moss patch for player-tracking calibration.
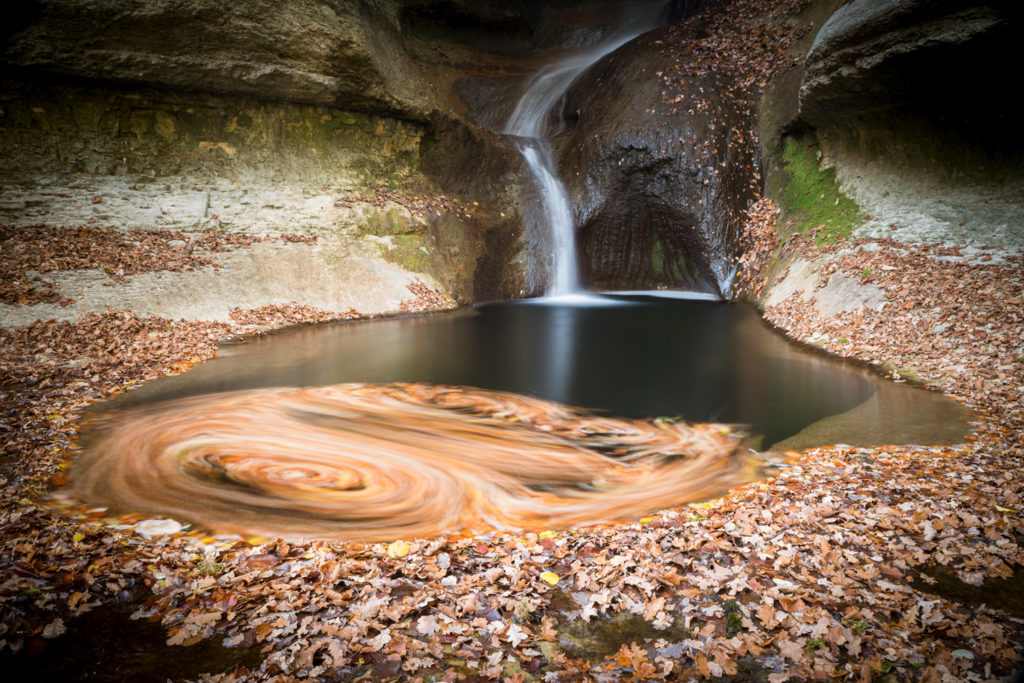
[779,136,862,244]
[386,234,433,273]
[357,217,434,274]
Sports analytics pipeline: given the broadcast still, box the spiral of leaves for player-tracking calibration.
[69,383,750,541]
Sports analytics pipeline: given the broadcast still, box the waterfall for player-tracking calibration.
[504,4,665,297]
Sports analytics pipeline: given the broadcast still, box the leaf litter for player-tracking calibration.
[2,226,1022,680]
[2,1,1023,680]
[0,223,316,307]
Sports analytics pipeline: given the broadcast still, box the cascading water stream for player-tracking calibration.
[504,4,665,297]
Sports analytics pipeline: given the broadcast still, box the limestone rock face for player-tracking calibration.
[556,29,757,295]
[0,0,545,310]
[791,0,1022,251]
[753,0,1023,315]
[4,0,432,119]
[799,0,1011,129]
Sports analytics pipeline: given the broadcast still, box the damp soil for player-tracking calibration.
[0,600,264,682]
[912,563,1024,619]
[95,294,971,450]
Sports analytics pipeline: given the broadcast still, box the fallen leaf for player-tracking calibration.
[777,639,805,662]
[387,540,410,558]
[42,618,66,639]
[416,615,439,636]
[365,628,392,651]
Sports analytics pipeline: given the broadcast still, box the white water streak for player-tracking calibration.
[519,144,579,295]
[505,4,665,297]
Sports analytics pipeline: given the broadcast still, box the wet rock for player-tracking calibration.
[556,28,758,295]
[419,114,528,301]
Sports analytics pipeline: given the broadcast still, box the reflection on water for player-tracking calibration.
[71,383,751,541]
[103,295,970,449]
[72,296,972,540]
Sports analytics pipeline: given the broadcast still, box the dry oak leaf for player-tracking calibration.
[416,615,440,637]
[756,600,779,628]
[615,642,650,670]
[777,638,806,663]
[42,618,66,639]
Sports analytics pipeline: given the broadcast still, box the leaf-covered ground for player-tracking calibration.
[0,223,317,307]
[2,0,1022,679]
[1,215,1022,682]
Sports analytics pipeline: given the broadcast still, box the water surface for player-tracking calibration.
[100,295,969,450]
[71,295,971,541]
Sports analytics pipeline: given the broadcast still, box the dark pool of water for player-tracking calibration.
[0,601,263,681]
[100,294,970,450]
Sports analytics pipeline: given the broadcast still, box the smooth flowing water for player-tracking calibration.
[93,297,969,449]
[505,4,665,295]
[70,297,971,541]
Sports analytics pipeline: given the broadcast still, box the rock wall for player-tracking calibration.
[3,0,709,315]
[557,27,757,294]
[0,80,492,326]
[9,0,1014,319]
[0,0,548,324]
[796,0,1021,249]
[3,0,433,119]
[753,0,1022,316]
[0,82,423,185]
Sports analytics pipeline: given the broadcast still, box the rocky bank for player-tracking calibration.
[0,0,570,322]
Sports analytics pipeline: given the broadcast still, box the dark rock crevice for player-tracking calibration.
[556,27,758,295]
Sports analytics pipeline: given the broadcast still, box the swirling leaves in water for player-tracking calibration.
[70,383,753,541]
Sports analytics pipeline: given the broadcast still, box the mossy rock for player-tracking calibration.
[385,234,434,273]
[779,135,862,244]
[0,81,424,189]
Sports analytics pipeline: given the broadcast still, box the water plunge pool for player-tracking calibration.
[66,295,971,541]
